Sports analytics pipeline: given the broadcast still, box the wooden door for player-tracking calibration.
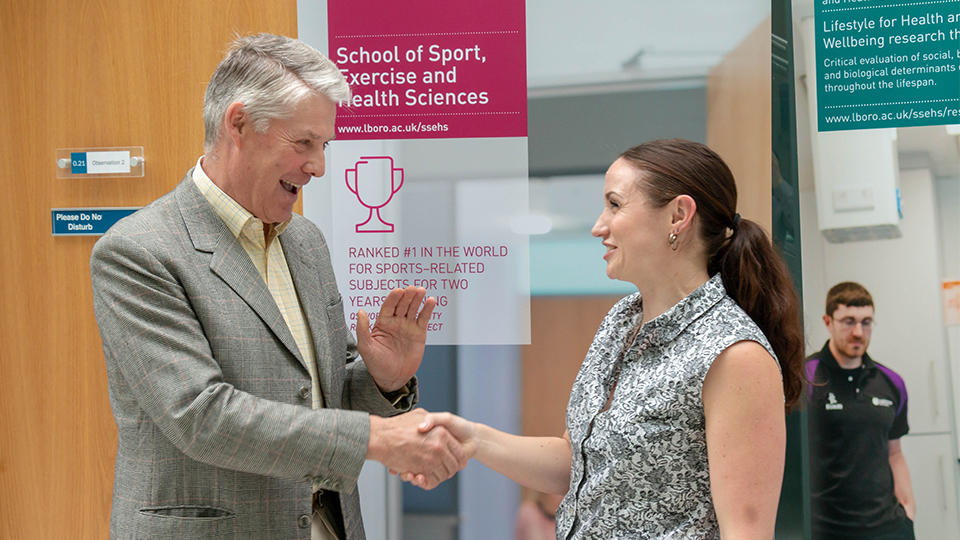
[0,2,297,538]
[707,17,773,231]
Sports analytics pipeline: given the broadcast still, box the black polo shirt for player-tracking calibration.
[806,341,909,538]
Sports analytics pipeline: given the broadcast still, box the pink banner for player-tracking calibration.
[328,0,527,140]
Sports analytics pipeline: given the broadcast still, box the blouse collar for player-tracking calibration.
[629,273,727,351]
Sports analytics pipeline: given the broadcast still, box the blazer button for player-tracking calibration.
[298,386,310,400]
[298,514,311,528]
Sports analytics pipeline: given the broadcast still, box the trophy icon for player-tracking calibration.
[345,156,404,233]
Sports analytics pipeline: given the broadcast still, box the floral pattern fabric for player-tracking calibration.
[556,274,779,540]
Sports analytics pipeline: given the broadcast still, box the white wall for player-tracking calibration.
[800,168,960,538]
[935,176,960,540]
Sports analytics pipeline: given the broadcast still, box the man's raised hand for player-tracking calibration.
[357,286,437,392]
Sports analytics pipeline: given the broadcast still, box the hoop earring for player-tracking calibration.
[668,232,679,251]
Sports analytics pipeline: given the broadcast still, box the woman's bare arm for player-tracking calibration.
[406,412,572,495]
[702,340,785,540]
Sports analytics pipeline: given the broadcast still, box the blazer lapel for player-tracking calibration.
[282,224,337,400]
[175,173,309,373]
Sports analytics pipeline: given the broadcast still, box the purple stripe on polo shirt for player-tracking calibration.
[805,359,820,400]
[876,363,908,416]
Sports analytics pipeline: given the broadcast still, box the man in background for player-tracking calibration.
[91,34,464,540]
[806,282,915,540]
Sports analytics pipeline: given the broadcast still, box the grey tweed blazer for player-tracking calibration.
[91,171,414,540]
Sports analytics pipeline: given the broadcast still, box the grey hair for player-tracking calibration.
[203,34,351,152]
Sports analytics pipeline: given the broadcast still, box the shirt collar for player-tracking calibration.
[192,156,291,244]
[630,273,727,351]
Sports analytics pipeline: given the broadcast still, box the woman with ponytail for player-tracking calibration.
[405,139,804,540]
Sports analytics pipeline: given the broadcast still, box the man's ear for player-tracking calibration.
[823,314,832,328]
[224,101,246,148]
[670,194,697,233]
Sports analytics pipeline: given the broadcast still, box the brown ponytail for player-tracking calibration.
[714,218,805,411]
[620,139,805,411]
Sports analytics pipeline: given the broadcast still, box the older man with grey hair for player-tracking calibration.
[91,34,464,540]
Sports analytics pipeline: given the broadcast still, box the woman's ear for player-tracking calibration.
[670,194,697,233]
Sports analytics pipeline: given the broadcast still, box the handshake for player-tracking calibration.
[367,408,476,490]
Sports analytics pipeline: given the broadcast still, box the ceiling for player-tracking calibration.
[525,0,771,90]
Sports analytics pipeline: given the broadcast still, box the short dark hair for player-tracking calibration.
[825,282,873,317]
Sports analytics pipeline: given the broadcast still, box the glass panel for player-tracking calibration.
[773,0,810,538]
[788,0,960,538]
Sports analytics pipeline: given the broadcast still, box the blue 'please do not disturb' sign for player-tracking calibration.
[51,208,139,236]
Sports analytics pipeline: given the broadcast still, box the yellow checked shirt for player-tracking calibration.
[192,159,324,411]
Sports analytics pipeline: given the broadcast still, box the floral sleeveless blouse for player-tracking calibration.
[556,274,779,540]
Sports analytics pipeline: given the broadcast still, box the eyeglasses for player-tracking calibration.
[835,317,875,331]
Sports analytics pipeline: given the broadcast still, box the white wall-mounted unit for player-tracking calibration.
[800,18,902,243]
